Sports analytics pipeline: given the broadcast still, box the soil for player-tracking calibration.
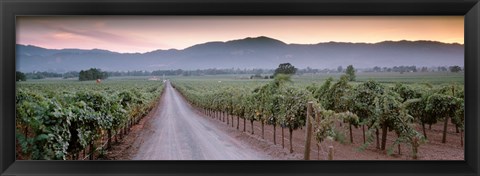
[104,81,464,160]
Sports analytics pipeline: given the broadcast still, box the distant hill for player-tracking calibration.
[16,36,464,72]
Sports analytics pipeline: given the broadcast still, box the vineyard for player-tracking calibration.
[16,79,164,160]
[171,73,464,159]
[15,72,464,160]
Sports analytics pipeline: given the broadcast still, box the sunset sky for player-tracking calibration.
[17,16,463,53]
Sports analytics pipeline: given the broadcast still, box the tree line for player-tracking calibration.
[15,64,463,82]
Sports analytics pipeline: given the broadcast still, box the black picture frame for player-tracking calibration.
[1,0,479,176]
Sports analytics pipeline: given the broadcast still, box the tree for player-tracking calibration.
[421,67,428,72]
[16,71,26,81]
[274,63,297,76]
[449,65,462,73]
[79,68,108,81]
[345,65,356,81]
[337,66,343,73]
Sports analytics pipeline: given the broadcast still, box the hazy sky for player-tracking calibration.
[17,16,463,53]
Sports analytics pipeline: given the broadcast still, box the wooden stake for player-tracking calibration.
[328,146,334,160]
[304,102,314,160]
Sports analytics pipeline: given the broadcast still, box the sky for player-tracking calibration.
[16,16,464,53]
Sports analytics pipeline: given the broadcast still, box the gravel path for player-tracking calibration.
[132,81,270,160]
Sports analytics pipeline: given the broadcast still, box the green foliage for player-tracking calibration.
[392,83,421,102]
[171,75,463,159]
[79,68,108,81]
[336,111,360,128]
[333,129,347,144]
[404,96,436,128]
[425,93,462,121]
[262,85,280,125]
[15,94,72,159]
[274,63,297,76]
[356,88,426,158]
[373,90,404,130]
[350,80,385,126]
[244,93,258,122]
[324,75,352,112]
[449,65,462,73]
[278,86,310,130]
[310,106,337,143]
[16,80,163,160]
[345,65,356,81]
[305,78,333,106]
[452,101,465,129]
[273,74,292,86]
[16,71,27,81]
[232,89,248,119]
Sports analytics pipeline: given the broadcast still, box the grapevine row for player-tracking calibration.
[172,75,464,159]
[16,81,164,160]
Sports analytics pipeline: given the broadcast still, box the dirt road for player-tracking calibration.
[132,81,270,160]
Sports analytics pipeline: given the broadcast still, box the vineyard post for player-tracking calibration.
[261,121,265,139]
[328,146,334,160]
[442,116,448,143]
[461,129,464,147]
[107,129,112,149]
[303,101,314,160]
[89,142,94,160]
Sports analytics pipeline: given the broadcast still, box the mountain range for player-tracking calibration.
[16,36,464,73]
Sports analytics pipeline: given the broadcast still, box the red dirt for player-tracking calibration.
[188,107,463,160]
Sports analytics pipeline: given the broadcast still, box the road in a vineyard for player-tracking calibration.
[132,81,269,160]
